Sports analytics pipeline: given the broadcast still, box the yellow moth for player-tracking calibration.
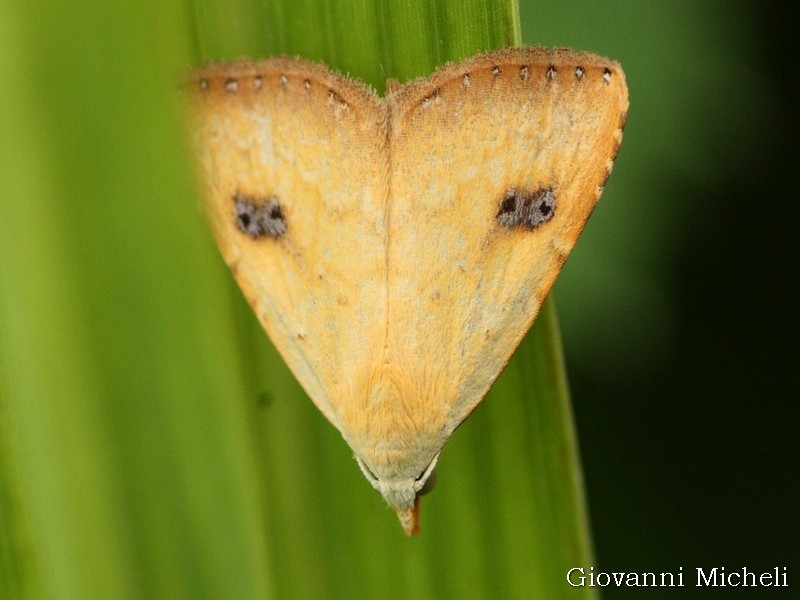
[189,47,628,535]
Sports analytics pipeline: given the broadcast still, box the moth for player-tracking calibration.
[188,47,628,535]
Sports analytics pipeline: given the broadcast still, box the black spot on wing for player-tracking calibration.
[497,187,556,230]
[233,194,287,239]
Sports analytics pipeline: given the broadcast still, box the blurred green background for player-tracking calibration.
[533,3,800,598]
[1,0,797,599]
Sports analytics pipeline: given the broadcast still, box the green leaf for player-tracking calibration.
[1,1,270,598]
[1,0,598,598]
[191,1,598,598]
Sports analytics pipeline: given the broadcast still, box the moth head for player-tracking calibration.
[355,453,439,536]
